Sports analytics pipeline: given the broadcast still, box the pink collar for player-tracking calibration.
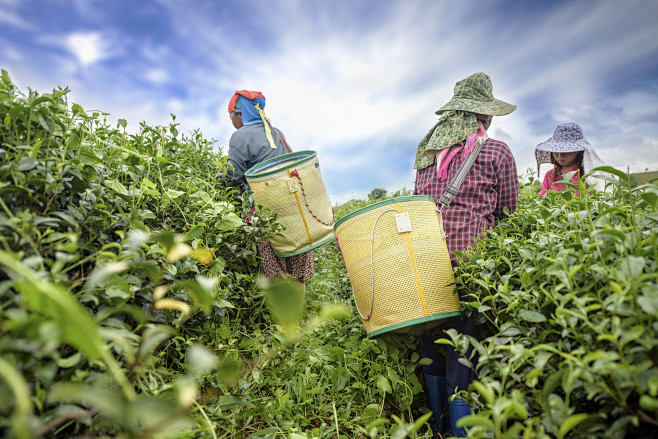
[436,122,487,180]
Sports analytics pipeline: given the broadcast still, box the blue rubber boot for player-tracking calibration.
[424,375,448,435]
[449,397,474,437]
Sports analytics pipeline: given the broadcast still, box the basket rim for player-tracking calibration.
[272,234,335,257]
[334,195,437,230]
[367,310,461,338]
[245,150,317,178]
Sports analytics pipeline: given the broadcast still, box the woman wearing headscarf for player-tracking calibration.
[535,122,609,195]
[413,73,519,436]
[226,90,314,293]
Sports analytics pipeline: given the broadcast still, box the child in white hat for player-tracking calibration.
[535,122,608,195]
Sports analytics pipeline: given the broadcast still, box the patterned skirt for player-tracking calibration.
[257,240,314,282]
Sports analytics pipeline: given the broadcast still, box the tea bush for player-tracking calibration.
[0,71,432,439]
[0,69,280,438]
[449,176,658,438]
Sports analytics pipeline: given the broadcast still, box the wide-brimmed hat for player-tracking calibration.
[535,122,596,175]
[436,72,516,116]
[535,122,590,153]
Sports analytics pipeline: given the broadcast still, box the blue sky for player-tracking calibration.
[2,0,658,203]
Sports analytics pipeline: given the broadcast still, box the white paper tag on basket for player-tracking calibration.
[395,212,412,233]
[288,178,298,193]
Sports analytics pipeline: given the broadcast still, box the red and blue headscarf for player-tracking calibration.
[228,90,277,148]
[228,90,266,125]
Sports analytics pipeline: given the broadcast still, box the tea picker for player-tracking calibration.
[224,90,334,295]
[411,72,519,436]
[336,73,519,436]
[535,122,609,196]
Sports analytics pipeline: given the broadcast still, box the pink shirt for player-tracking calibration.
[538,164,580,196]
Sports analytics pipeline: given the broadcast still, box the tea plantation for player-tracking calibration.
[1,71,656,438]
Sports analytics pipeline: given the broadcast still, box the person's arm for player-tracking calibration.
[493,149,519,219]
[538,170,553,196]
[225,131,250,187]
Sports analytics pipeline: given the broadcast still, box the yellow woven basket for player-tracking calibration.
[245,151,335,257]
[334,196,460,338]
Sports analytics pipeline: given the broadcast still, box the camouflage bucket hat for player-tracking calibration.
[436,72,516,116]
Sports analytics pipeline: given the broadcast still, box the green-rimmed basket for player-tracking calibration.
[245,150,335,257]
[334,196,460,338]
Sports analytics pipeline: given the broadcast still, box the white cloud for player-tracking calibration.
[199,8,506,202]
[3,0,657,204]
[166,98,184,113]
[65,32,112,66]
[145,68,170,85]
[161,0,656,202]
[604,136,658,174]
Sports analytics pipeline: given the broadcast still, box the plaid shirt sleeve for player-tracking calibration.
[413,138,519,263]
[492,143,519,219]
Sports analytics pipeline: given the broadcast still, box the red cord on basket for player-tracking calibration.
[289,168,335,227]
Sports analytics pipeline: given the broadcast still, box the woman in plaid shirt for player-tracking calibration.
[413,72,519,436]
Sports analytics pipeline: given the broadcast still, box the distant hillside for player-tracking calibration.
[630,170,658,186]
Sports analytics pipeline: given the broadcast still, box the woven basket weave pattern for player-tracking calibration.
[247,152,334,257]
[335,197,459,337]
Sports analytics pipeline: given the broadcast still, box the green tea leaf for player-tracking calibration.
[1,69,11,85]
[0,251,105,360]
[105,179,130,196]
[166,189,185,199]
[185,224,205,241]
[519,309,546,323]
[264,278,304,334]
[181,279,212,315]
[216,212,243,231]
[589,166,628,181]
[518,248,534,260]
[79,149,102,165]
[138,325,176,360]
[38,115,54,132]
[105,274,132,300]
[0,357,34,437]
[558,413,589,439]
[71,103,87,116]
[620,255,645,278]
[639,395,658,411]
[17,157,39,171]
[86,261,129,290]
[187,344,219,376]
[217,395,254,410]
[29,139,43,158]
[638,286,658,316]
[376,374,392,394]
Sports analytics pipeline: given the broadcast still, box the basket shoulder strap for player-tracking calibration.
[274,128,293,153]
[438,138,486,209]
